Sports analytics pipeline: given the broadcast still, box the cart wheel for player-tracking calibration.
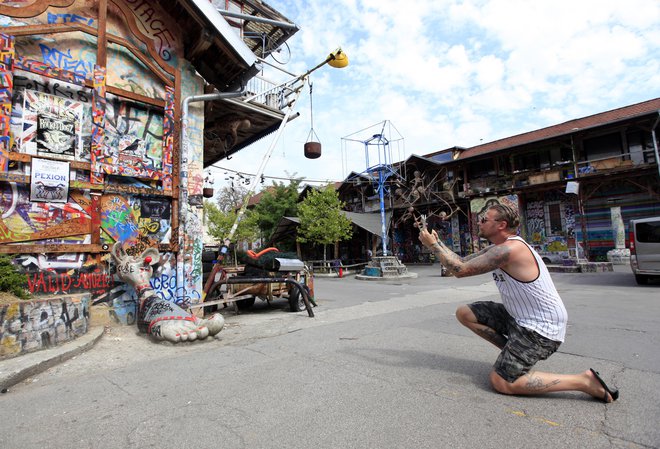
[236,297,256,309]
[288,285,312,313]
[204,283,225,314]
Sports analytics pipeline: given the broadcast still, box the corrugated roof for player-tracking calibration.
[448,98,660,161]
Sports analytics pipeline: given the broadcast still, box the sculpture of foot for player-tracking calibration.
[111,243,225,343]
[149,313,225,343]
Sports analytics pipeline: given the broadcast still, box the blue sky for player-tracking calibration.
[210,0,660,190]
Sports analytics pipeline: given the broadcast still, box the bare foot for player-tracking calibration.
[585,369,617,403]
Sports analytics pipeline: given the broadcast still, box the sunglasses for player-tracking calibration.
[480,216,502,224]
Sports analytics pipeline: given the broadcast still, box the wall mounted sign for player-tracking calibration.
[30,157,70,203]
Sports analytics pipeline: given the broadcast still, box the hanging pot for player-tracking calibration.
[304,141,322,159]
[203,187,214,198]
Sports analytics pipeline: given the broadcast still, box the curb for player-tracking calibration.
[0,325,105,392]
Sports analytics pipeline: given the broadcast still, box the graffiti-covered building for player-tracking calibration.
[0,0,298,330]
[337,98,660,264]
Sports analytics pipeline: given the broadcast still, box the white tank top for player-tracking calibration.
[492,236,568,342]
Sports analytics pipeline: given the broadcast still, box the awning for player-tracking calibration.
[341,211,391,236]
[268,212,391,245]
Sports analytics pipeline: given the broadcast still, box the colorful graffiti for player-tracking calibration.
[100,193,171,255]
[526,200,546,244]
[162,85,174,191]
[21,89,84,160]
[0,182,91,244]
[96,92,165,179]
[0,293,89,358]
[91,65,106,183]
[0,33,14,172]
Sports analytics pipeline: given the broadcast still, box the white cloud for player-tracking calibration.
[214,0,660,190]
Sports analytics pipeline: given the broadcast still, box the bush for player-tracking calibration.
[0,255,31,299]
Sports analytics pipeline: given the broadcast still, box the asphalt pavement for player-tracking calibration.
[1,264,658,449]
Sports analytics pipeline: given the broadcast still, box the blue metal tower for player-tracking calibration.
[342,121,405,257]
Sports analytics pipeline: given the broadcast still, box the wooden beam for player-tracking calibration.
[97,0,108,68]
[106,85,165,108]
[0,244,102,254]
[8,152,90,170]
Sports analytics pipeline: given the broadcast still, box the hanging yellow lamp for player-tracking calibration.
[327,48,349,68]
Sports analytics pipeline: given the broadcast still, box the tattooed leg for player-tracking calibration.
[456,305,507,349]
[489,370,616,402]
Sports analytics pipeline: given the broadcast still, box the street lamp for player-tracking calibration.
[220,48,349,256]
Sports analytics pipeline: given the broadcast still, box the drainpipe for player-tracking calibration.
[651,110,660,179]
[177,89,246,304]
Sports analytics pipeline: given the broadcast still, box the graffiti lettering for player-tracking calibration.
[47,12,95,26]
[39,44,94,78]
[26,271,113,294]
[14,75,91,103]
[124,0,176,61]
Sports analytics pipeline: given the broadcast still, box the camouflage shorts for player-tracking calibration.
[468,301,561,383]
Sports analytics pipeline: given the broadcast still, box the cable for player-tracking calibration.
[211,165,403,186]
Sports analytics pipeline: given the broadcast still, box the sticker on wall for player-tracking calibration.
[30,157,70,203]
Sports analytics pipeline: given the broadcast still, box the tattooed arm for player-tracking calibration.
[419,229,511,277]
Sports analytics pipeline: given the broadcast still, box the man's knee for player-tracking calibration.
[489,371,515,395]
[456,305,475,326]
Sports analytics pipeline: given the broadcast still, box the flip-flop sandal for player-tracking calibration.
[590,368,619,402]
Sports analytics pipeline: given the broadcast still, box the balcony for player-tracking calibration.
[203,60,303,167]
[576,148,656,176]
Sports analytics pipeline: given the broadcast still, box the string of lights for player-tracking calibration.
[209,164,399,186]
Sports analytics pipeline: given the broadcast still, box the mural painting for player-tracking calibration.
[0,293,90,359]
[100,193,171,255]
[0,0,215,329]
[0,181,91,244]
[100,92,164,174]
[526,200,546,245]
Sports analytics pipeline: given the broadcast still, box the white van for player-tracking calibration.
[629,216,660,284]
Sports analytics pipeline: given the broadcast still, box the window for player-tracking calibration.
[583,133,622,161]
[545,202,563,235]
[637,222,660,243]
[467,159,494,178]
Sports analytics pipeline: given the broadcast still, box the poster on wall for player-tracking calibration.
[21,90,83,161]
[36,114,76,158]
[30,158,70,203]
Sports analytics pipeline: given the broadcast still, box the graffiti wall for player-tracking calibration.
[19,253,111,296]
[0,0,215,321]
[526,200,546,245]
[100,193,171,254]
[0,293,90,359]
[0,181,91,244]
[4,0,183,100]
[177,67,205,303]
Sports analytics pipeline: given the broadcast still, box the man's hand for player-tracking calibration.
[418,226,439,249]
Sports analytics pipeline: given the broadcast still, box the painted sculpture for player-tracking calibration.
[111,243,224,343]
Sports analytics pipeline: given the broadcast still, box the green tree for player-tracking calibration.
[297,185,353,261]
[253,176,303,242]
[0,255,30,299]
[204,201,260,244]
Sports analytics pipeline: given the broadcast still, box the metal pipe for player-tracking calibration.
[651,110,660,178]
[222,82,305,250]
[217,9,299,31]
[178,89,246,304]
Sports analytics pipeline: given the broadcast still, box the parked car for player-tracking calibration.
[629,216,660,285]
